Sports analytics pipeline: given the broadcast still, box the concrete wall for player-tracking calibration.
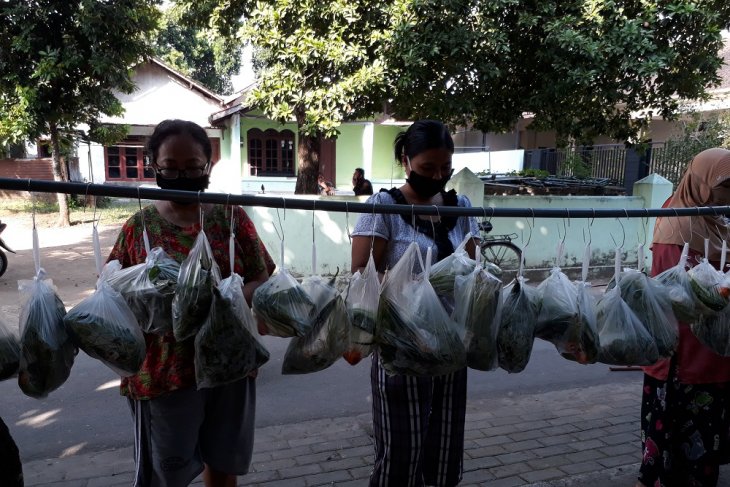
[452,150,524,175]
[244,170,674,281]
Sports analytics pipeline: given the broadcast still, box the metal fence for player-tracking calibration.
[524,144,629,184]
[647,144,690,187]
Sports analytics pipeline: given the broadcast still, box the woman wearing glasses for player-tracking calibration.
[108,119,275,487]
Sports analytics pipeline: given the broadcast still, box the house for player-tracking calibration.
[86,57,407,195]
[81,58,226,187]
[208,94,407,194]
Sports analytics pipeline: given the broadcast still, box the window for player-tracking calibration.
[105,145,154,181]
[104,135,220,182]
[247,128,295,176]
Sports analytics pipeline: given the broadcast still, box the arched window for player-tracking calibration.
[247,128,295,176]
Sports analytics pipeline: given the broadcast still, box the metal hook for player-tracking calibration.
[523,209,534,248]
[430,205,440,251]
[638,209,649,247]
[344,201,352,246]
[610,215,626,249]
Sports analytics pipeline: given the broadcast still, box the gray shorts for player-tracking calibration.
[128,378,256,487]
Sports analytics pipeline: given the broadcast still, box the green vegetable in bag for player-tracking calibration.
[281,288,349,375]
[64,274,146,376]
[377,242,466,377]
[252,269,315,337]
[173,230,221,341]
[428,235,476,298]
[691,310,730,357]
[453,267,501,371]
[688,259,730,313]
[596,286,659,366]
[497,277,539,373]
[607,270,678,358]
[0,317,20,381]
[18,278,76,398]
[195,274,269,388]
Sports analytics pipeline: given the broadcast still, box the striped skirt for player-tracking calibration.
[370,354,468,487]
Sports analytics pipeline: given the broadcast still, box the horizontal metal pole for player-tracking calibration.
[2,177,729,219]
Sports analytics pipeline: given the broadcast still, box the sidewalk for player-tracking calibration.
[21,380,730,487]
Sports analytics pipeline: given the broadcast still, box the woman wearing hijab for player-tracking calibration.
[637,148,730,487]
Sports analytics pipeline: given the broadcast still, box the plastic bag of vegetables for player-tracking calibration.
[691,309,730,357]
[0,316,20,381]
[596,250,659,366]
[253,268,315,337]
[688,258,730,313]
[64,260,146,376]
[655,243,703,322]
[429,234,477,299]
[172,230,221,341]
[453,266,502,371]
[195,272,270,388]
[607,269,678,358]
[106,246,180,335]
[377,243,466,376]
[18,272,76,398]
[497,276,539,373]
[536,267,599,364]
[281,275,349,374]
[342,253,379,365]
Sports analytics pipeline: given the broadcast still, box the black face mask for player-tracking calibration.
[156,175,210,203]
[406,165,452,199]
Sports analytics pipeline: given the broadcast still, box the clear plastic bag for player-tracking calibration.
[536,268,599,364]
[596,285,660,365]
[688,258,730,313]
[655,243,702,322]
[342,253,380,365]
[691,309,730,357]
[172,230,221,341]
[252,268,315,337]
[18,274,76,398]
[0,316,20,381]
[608,269,678,358]
[429,234,477,298]
[281,275,349,374]
[497,276,539,373]
[106,246,180,335]
[195,273,270,388]
[64,261,146,376]
[453,266,502,371]
[376,243,466,377]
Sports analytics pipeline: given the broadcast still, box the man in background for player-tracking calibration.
[352,168,373,195]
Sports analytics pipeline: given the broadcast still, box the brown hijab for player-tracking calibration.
[653,148,730,261]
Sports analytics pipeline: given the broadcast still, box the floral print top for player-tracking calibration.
[108,204,275,400]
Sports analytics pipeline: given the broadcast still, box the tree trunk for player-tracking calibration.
[49,123,70,227]
[294,110,321,195]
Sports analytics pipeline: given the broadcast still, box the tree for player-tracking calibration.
[0,1,159,226]
[180,0,730,191]
[153,5,241,95]
[178,0,390,194]
[384,0,730,145]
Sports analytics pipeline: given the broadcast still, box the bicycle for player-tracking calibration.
[478,221,522,283]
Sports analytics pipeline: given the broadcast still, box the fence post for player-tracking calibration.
[633,173,673,271]
[523,149,544,171]
[623,148,651,195]
[447,167,485,210]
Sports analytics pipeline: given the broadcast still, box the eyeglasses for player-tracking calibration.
[153,163,209,179]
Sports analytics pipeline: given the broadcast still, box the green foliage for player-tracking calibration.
[153,5,241,94]
[650,110,730,186]
[559,153,592,179]
[0,0,159,144]
[385,0,730,143]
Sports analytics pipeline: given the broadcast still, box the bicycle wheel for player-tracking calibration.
[481,241,522,283]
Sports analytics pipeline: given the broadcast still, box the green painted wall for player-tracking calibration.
[372,125,405,180]
[334,124,365,188]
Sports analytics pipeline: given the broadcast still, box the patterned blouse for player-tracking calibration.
[108,204,275,400]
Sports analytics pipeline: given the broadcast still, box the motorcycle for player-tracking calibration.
[0,220,15,278]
